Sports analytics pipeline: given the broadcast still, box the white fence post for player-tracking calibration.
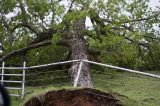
[1,62,5,85]
[21,61,26,99]
[74,61,83,87]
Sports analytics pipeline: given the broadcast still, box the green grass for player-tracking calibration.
[10,70,160,106]
[92,70,160,106]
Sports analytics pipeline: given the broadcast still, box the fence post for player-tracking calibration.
[74,61,83,87]
[1,62,5,85]
[21,61,26,99]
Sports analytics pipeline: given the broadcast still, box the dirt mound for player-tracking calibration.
[24,88,122,106]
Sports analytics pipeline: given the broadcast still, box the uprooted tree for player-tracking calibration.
[0,0,160,87]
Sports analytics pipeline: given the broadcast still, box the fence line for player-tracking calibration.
[1,59,160,99]
[1,59,160,78]
[26,59,81,69]
[83,60,160,78]
[0,62,26,99]
[0,60,81,99]
[0,60,81,70]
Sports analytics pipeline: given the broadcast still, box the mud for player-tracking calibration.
[24,88,122,106]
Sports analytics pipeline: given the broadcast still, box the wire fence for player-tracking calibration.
[0,59,160,105]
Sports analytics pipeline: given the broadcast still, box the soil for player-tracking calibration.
[24,88,122,106]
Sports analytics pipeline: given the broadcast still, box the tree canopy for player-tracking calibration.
[0,0,160,70]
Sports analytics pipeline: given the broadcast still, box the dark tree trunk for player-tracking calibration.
[67,18,93,88]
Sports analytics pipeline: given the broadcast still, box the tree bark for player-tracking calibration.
[67,18,93,88]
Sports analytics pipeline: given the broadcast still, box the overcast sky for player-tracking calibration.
[148,0,160,10]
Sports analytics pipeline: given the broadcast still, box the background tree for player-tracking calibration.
[0,0,160,87]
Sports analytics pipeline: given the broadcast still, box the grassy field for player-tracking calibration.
[92,70,160,106]
[10,70,160,106]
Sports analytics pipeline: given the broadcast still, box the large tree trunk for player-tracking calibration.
[67,18,93,88]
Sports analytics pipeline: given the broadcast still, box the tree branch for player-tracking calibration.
[143,35,160,41]
[124,13,159,23]
[29,28,56,45]
[0,38,70,63]
[90,18,102,42]
[11,1,39,34]
[0,40,52,63]
[102,12,159,24]
[89,48,101,55]
[11,23,39,35]
[120,33,149,48]
[56,40,68,46]
[101,12,159,32]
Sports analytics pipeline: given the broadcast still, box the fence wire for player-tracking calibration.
[1,60,160,105]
